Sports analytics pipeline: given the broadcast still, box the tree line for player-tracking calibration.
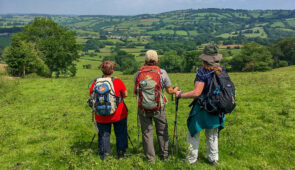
[1,16,294,77]
[157,37,295,73]
[108,37,295,74]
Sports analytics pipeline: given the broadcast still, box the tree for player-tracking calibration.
[182,50,202,72]
[3,35,49,77]
[115,50,138,74]
[159,51,182,73]
[270,37,295,67]
[0,49,3,61]
[83,38,105,52]
[103,50,138,74]
[16,17,80,77]
[230,42,273,72]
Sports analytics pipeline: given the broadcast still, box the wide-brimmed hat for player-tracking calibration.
[145,50,159,62]
[199,44,222,67]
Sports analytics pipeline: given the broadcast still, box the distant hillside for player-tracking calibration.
[1,9,295,44]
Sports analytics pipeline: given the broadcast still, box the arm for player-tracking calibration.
[176,81,204,99]
[165,87,178,94]
[119,79,128,98]
[122,90,128,98]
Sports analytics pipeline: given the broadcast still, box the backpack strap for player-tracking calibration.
[88,77,100,89]
[196,69,218,77]
[109,77,124,106]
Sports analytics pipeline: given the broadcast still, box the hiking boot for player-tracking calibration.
[210,160,218,166]
[118,151,124,160]
[99,153,110,161]
[100,154,105,161]
[161,156,168,162]
[189,160,197,166]
[148,159,156,164]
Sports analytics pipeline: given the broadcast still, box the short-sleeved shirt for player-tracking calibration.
[194,67,214,95]
[89,78,128,123]
[134,68,172,90]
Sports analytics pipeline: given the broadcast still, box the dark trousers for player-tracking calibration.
[96,118,128,160]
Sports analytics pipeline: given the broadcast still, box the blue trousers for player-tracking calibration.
[96,118,128,159]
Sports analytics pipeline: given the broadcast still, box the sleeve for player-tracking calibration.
[89,81,96,95]
[118,79,127,93]
[194,68,206,83]
[161,70,172,88]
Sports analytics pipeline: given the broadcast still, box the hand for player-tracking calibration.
[175,90,182,98]
[173,86,179,93]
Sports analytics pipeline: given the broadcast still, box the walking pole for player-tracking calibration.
[90,110,98,147]
[135,92,141,150]
[127,134,135,150]
[90,133,96,147]
[90,98,99,147]
[172,86,180,158]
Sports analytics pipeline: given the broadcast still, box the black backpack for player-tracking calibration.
[197,70,236,115]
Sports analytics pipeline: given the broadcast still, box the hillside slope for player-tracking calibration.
[0,59,294,169]
[1,9,295,42]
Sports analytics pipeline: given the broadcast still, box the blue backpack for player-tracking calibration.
[89,77,122,116]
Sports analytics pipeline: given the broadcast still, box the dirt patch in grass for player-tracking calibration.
[0,64,7,72]
[0,76,17,80]
[219,44,243,49]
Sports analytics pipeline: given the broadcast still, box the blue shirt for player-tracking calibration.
[194,67,214,95]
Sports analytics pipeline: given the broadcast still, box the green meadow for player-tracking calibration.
[0,58,294,169]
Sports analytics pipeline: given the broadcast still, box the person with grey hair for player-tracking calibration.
[134,50,178,163]
[176,44,225,166]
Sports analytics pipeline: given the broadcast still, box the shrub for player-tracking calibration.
[230,43,273,72]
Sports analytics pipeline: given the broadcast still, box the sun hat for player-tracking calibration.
[145,50,159,62]
[199,43,222,67]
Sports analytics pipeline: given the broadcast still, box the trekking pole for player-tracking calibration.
[172,85,180,158]
[90,100,99,148]
[90,110,97,147]
[127,134,135,150]
[136,94,140,150]
[90,133,96,147]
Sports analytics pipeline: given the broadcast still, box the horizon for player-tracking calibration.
[0,0,295,16]
[0,8,295,17]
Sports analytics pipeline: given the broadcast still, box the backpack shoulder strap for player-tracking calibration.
[88,77,100,89]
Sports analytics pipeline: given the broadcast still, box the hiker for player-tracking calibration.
[89,60,128,160]
[176,44,226,166]
[134,50,178,163]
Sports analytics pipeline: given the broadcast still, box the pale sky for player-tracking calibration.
[0,0,294,15]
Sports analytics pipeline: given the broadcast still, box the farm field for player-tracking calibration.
[1,9,295,46]
[0,58,294,169]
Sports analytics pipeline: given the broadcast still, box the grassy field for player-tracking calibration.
[0,59,295,169]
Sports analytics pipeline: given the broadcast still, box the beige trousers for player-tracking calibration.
[186,128,219,164]
[138,108,169,161]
